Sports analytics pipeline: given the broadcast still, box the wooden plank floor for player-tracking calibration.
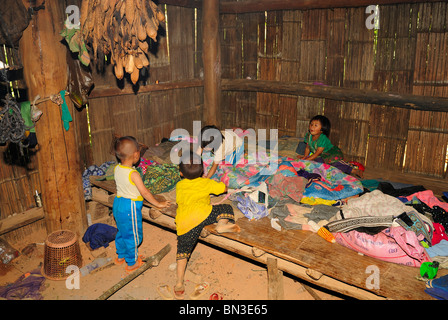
[90,176,445,300]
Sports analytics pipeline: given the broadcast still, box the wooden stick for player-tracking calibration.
[96,244,172,300]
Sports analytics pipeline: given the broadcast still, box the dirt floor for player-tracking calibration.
[0,217,344,301]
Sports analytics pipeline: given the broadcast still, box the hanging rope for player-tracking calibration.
[0,94,33,145]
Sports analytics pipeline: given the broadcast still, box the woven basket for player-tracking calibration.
[41,230,82,280]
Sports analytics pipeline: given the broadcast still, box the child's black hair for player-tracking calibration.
[310,115,331,137]
[114,136,139,162]
[200,125,224,150]
[179,151,204,179]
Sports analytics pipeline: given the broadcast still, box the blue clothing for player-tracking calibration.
[113,197,143,265]
[82,223,118,250]
[426,274,448,300]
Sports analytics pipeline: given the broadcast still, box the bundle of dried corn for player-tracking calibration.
[80,0,165,84]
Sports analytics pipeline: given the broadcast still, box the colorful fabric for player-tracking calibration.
[141,163,181,195]
[202,151,362,201]
[405,190,448,212]
[175,178,226,235]
[291,159,363,200]
[82,161,116,200]
[265,173,307,203]
[432,223,448,246]
[235,194,268,220]
[136,157,156,176]
[335,226,431,267]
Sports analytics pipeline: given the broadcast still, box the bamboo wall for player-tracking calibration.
[220,2,448,179]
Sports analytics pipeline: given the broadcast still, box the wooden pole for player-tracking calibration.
[19,0,87,237]
[159,0,442,13]
[219,0,444,13]
[202,0,221,127]
[96,244,172,300]
[222,79,448,112]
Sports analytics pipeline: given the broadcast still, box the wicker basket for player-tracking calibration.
[41,230,82,280]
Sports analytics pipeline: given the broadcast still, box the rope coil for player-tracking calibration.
[0,94,33,145]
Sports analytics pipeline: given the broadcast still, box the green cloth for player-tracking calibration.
[19,101,35,133]
[139,164,181,194]
[60,90,72,131]
[362,179,380,191]
[304,132,343,163]
[60,27,90,66]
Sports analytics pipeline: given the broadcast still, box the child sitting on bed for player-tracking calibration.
[300,115,363,178]
[196,125,244,179]
[113,136,170,273]
[174,151,240,299]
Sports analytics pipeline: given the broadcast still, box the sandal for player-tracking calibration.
[190,282,210,300]
[209,292,223,300]
[157,285,174,300]
[114,257,125,265]
[125,256,145,274]
[174,284,185,300]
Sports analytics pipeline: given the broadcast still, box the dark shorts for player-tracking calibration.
[176,204,234,260]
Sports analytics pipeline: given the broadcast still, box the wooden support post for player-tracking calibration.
[267,257,284,300]
[202,0,221,126]
[19,0,87,237]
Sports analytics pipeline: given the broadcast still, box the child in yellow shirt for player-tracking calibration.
[174,151,240,299]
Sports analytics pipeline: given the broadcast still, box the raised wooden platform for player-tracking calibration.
[89,176,445,300]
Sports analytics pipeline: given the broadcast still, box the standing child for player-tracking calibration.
[113,136,170,273]
[196,125,244,179]
[174,151,240,299]
[301,115,363,178]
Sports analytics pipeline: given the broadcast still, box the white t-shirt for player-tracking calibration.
[213,130,243,163]
[114,164,143,201]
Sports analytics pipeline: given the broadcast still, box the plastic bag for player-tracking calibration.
[67,52,94,108]
[0,238,19,264]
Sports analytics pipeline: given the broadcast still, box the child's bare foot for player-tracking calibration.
[216,223,241,234]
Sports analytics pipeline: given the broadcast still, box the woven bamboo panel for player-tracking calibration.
[367,106,409,170]
[405,86,448,177]
[221,13,240,129]
[295,96,324,138]
[280,10,301,84]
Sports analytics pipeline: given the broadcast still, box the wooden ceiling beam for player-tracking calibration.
[158,0,443,13]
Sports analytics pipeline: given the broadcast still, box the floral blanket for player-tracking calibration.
[290,160,364,200]
[203,152,363,200]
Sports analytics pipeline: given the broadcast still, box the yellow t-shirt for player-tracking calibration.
[175,177,226,235]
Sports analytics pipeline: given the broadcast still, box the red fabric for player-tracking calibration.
[432,223,448,246]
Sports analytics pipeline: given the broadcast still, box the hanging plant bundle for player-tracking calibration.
[80,0,165,84]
